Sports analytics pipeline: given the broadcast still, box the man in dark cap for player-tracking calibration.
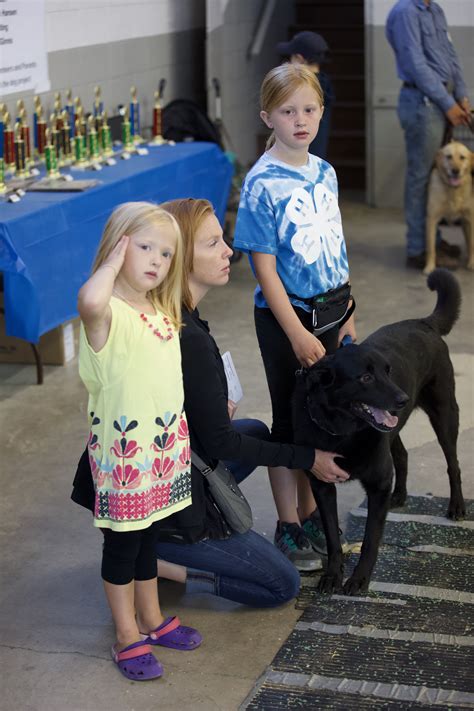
[277,31,334,160]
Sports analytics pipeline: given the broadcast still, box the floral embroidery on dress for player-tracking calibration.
[89,409,191,524]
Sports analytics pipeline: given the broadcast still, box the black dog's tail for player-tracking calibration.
[424,268,461,336]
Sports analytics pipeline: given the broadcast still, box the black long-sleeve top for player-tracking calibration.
[182,307,314,470]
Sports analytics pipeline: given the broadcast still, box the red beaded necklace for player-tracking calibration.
[112,290,174,342]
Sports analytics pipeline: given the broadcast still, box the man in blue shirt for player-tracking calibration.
[386,0,471,269]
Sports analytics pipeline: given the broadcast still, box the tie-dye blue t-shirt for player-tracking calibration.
[233,152,350,311]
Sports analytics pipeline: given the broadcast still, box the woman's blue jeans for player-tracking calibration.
[155,419,300,608]
[397,87,446,257]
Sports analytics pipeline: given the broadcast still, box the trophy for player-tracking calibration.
[130,86,143,143]
[150,79,167,145]
[73,97,85,138]
[50,112,62,165]
[16,99,25,122]
[33,96,42,157]
[99,111,113,157]
[3,111,15,172]
[65,89,75,139]
[87,115,100,162]
[121,105,134,151]
[44,128,60,178]
[36,107,47,161]
[60,110,73,164]
[18,108,32,168]
[14,121,27,177]
[73,117,87,167]
[0,105,5,192]
[54,98,63,132]
[0,102,5,162]
[0,157,6,193]
[93,85,104,118]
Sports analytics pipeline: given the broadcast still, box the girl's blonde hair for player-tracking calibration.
[260,63,324,150]
[92,201,183,329]
[161,198,215,312]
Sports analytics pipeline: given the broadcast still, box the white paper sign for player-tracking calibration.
[0,0,50,97]
[222,351,243,404]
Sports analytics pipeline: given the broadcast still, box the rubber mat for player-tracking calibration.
[388,495,474,520]
[298,596,473,636]
[243,496,474,710]
[245,680,470,710]
[271,629,473,691]
[342,547,474,592]
[346,516,474,550]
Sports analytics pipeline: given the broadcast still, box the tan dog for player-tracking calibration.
[425,141,474,274]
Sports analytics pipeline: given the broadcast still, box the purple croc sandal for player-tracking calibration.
[141,616,202,650]
[111,641,163,681]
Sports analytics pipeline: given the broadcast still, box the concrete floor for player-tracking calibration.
[0,199,473,711]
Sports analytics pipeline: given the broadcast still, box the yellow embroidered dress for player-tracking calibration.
[79,297,191,531]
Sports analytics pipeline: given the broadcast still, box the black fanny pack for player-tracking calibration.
[290,283,354,336]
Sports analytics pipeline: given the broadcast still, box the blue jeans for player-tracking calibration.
[397,87,445,257]
[155,418,300,608]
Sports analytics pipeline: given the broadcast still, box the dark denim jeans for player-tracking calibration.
[397,87,445,257]
[155,419,300,608]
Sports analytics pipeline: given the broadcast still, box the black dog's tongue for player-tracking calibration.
[370,406,398,428]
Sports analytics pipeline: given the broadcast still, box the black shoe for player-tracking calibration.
[406,254,425,270]
[438,239,461,258]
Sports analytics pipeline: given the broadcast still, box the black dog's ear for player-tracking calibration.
[307,356,336,389]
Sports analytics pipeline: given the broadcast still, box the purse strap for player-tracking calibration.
[191,450,214,477]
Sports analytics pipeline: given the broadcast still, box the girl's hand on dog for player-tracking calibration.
[310,450,350,483]
[338,312,357,346]
[292,328,326,367]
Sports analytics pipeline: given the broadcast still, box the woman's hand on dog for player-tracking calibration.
[310,450,350,483]
[291,328,326,367]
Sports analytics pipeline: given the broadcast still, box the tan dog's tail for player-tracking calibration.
[425,269,461,336]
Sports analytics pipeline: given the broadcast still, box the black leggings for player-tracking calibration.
[254,305,340,442]
[102,522,160,585]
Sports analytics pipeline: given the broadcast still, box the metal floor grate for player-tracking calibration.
[242,495,474,710]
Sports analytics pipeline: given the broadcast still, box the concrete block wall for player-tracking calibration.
[2,0,206,136]
[365,0,474,208]
[206,0,295,169]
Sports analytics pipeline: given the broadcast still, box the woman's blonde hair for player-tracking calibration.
[92,201,183,329]
[260,63,324,150]
[161,198,215,312]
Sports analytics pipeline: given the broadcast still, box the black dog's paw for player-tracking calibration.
[447,497,466,521]
[390,489,407,509]
[317,573,343,594]
[342,575,369,596]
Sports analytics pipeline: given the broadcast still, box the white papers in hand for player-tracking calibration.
[221,351,243,403]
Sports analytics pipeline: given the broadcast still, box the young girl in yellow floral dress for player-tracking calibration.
[78,202,201,682]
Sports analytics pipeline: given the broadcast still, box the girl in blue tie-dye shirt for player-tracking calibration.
[233,63,355,571]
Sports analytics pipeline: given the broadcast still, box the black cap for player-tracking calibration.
[277,31,329,63]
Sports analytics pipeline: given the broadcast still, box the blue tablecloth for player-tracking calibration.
[0,142,233,342]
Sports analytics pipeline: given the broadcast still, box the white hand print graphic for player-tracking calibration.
[285,183,344,265]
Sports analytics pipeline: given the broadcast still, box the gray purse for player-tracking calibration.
[191,451,253,534]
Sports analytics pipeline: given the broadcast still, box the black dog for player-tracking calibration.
[293,269,465,595]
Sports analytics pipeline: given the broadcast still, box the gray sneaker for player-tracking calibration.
[274,521,323,571]
[302,511,350,556]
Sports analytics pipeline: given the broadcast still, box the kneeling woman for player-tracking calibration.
[73,198,348,608]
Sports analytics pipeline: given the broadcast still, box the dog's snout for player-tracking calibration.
[395,392,409,409]
[451,168,460,176]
